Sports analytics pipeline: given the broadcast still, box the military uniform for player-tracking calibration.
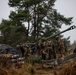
[57,38,65,57]
[22,43,31,58]
[46,40,53,59]
[37,39,42,55]
[38,39,47,59]
[16,44,25,57]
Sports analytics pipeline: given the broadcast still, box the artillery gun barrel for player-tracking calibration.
[25,25,76,49]
[45,25,76,40]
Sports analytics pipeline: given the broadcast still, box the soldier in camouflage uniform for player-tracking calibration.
[37,39,42,56]
[22,43,31,58]
[59,39,65,57]
[46,40,53,59]
[55,36,65,58]
[38,38,47,60]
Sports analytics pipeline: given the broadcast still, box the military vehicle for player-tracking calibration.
[0,44,25,66]
[0,44,17,54]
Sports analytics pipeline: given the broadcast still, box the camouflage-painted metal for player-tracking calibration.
[0,44,25,66]
[0,44,13,50]
[41,53,76,66]
[58,53,76,65]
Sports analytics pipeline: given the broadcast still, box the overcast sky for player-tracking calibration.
[0,0,76,43]
[55,0,76,44]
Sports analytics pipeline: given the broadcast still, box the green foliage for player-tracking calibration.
[0,19,26,46]
[8,0,21,7]
[9,11,17,20]
[0,0,73,46]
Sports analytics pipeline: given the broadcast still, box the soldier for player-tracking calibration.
[16,44,25,57]
[22,43,31,58]
[38,38,46,55]
[37,39,42,55]
[38,38,47,59]
[59,39,65,57]
[46,40,53,59]
[41,49,47,60]
[55,36,65,57]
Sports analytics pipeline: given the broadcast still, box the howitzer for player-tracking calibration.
[27,25,76,52]
[26,25,76,45]
[25,25,76,66]
[44,25,76,40]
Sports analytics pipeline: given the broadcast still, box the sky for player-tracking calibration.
[55,0,76,44]
[0,0,76,43]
